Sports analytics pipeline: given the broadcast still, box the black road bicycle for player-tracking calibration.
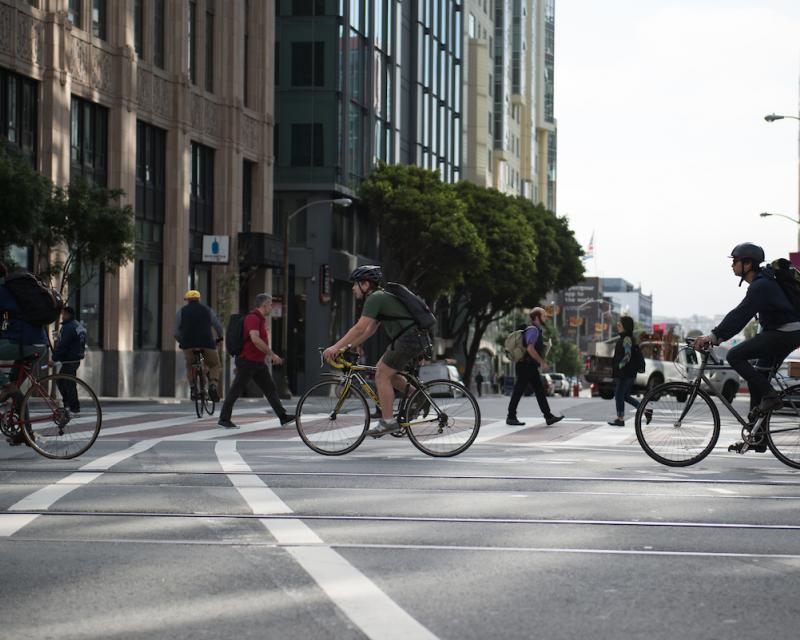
[635,338,800,469]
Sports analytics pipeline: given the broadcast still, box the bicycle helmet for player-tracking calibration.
[184,290,201,300]
[729,243,765,265]
[348,265,383,284]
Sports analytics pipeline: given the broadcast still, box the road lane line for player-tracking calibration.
[214,440,439,640]
[0,439,158,537]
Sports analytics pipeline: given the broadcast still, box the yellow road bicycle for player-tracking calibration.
[295,348,481,457]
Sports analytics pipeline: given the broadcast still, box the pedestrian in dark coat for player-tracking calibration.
[51,306,87,413]
[608,316,651,426]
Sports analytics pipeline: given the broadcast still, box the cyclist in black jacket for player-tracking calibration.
[693,243,800,415]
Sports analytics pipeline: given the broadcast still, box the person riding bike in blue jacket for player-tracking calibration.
[693,243,800,420]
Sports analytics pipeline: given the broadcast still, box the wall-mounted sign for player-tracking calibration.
[319,264,332,304]
[202,235,230,263]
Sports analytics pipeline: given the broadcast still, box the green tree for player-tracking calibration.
[0,142,51,260]
[359,163,487,302]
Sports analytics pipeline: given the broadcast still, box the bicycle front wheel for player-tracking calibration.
[765,384,800,469]
[194,367,205,418]
[21,374,102,459]
[295,380,369,455]
[635,383,720,466]
[405,380,481,457]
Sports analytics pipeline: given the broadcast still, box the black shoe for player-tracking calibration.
[208,383,220,402]
[279,414,296,426]
[607,419,625,427]
[758,392,783,413]
[545,415,565,426]
[217,419,239,429]
[506,417,525,426]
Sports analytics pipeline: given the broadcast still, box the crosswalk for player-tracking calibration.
[81,409,749,450]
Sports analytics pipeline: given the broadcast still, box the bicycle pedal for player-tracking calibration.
[728,441,749,454]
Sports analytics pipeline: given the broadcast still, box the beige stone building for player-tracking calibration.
[0,0,275,396]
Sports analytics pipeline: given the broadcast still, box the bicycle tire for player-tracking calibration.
[21,374,102,459]
[194,366,205,418]
[635,382,720,467]
[764,384,800,469]
[404,380,481,457]
[296,380,369,455]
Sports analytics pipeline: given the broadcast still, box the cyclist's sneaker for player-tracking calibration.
[217,419,239,429]
[545,414,565,426]
[758,391,783,413]
[644,408,654,425]
[208,383,220,402]
[279,414,296,426]
[367,419,401,438]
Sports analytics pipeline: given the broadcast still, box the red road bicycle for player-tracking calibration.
[0,351,101,459]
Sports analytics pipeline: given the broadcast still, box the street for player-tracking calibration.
[2,394,800,640]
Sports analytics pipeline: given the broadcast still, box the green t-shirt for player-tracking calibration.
[361,290,416,341]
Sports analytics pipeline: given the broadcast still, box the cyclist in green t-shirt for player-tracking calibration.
[322,265,430,437]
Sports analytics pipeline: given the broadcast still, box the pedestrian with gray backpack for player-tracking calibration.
[505,307,563,427]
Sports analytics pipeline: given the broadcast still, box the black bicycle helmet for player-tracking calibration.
[730,243,765,265]
[349,265,383,284]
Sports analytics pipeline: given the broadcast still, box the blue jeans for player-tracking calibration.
[614,376,639,417]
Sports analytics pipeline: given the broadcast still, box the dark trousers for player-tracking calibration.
[726,330,800,408]
[219,358,287,421]
[56,362,81,412]
[613,376,639,417]
[507,360,552,419]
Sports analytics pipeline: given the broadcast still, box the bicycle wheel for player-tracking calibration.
[765,384,800,469]
[295,379,369,455]
[635,382,720,466]
[194,367,205,418]
[405,380,481,457]
[21,374,102,459]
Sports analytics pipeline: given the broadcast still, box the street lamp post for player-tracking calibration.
[279,197,352,397]
[764,112,800,250]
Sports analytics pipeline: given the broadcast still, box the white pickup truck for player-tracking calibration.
[586,338,741,402]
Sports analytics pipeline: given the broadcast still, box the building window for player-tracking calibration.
[188,0,197,84]
[291,42,324,87]
[205,0,215,92]
[242,159,254,233]
[68,0,82,28]
[0,68,38,167]
[290,123,323,166]
[292,0,325,15]
[190,142,214,301]
[70,97,108,187]
[71,264,104,348]
[92,0,106,40]
[154,0,165,68]
[134,0,143,57]
[134,261,161,350]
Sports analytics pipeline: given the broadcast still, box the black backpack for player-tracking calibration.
[377,282,437,346]
[769,258,800,313]
[225,313,246,357]
[4,272,64,326]
[632,343,646,373]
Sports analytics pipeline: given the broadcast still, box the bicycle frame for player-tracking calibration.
[0,360,60,430]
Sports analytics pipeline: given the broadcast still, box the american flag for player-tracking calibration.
[581,231,594,262]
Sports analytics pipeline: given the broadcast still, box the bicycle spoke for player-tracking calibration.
[296,380,368,455]
[406,381,480,457]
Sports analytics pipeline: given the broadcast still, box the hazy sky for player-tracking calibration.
[555,0,800,318]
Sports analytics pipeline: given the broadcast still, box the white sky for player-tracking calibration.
[555,0,800,318]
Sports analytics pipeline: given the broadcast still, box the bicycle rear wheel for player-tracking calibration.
[765,384,800,469]
[405,380,481,457]
[635,383,720,466]
[21,374,102,459]
[295,380,369,455]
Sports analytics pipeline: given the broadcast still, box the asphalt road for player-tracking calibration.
[1,394,799,640]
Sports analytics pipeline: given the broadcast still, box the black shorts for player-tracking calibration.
[381,332,430,371]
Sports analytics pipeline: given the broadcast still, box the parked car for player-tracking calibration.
[548,372,570,397]
[419,362,465,397]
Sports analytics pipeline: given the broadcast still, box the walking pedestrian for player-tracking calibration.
[506,307,564,427]
[217,294,295,429]
[607,316,651,426]
[474,371,484,397]
[51,306,86,414]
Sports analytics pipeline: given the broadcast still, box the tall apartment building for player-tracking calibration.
[274,0,463,392]
[0,0,275,397]
[462,0,556,208]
